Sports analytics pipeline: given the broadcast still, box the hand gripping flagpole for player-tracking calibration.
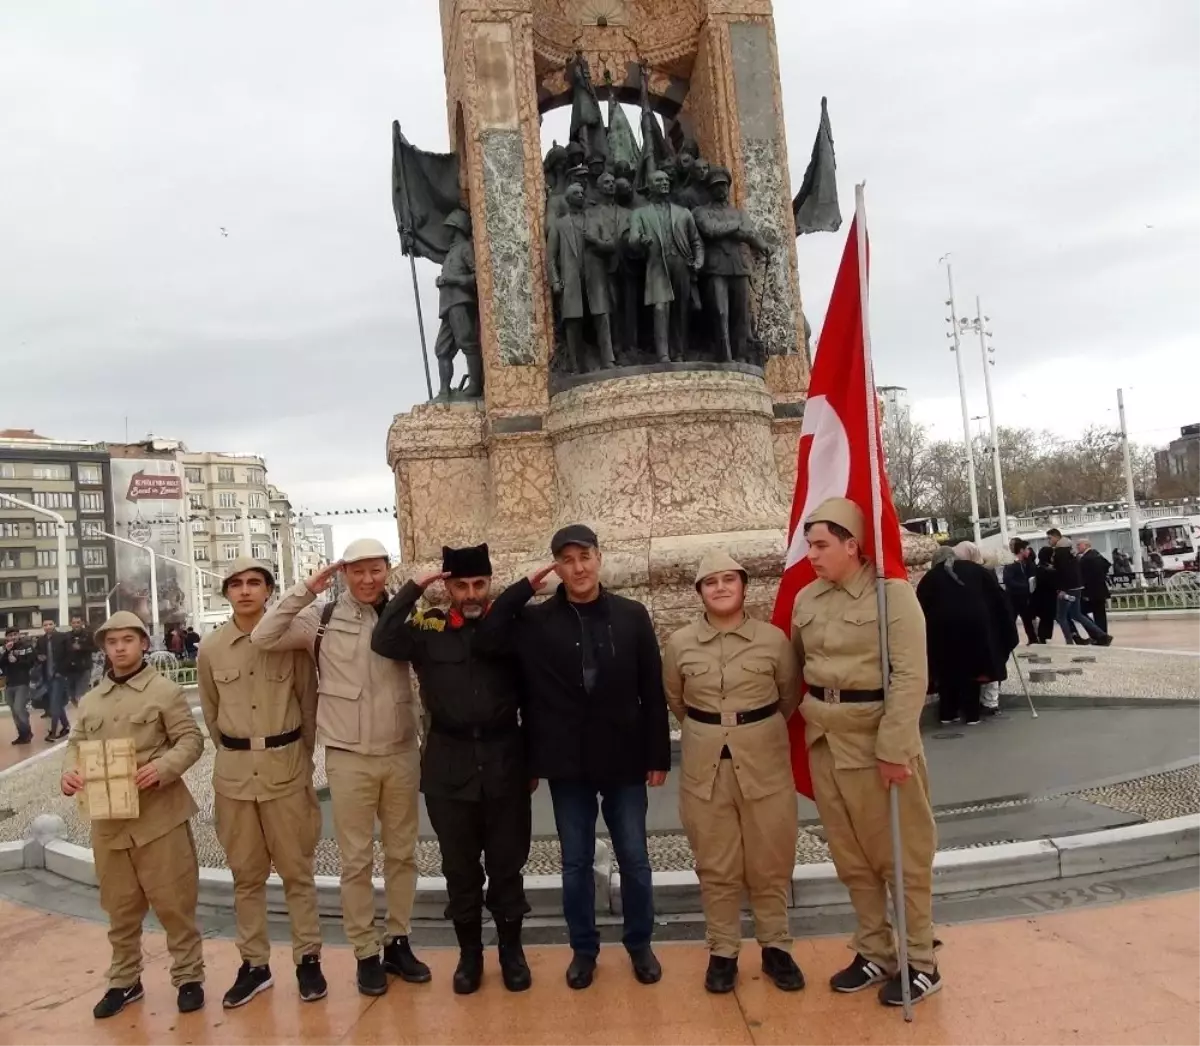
[855,183,913,1021]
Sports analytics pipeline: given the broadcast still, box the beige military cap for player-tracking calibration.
[221,556,276,595]
[342,537,391,565]
[805,497,865,542]
[95,611,150,640]
[694,550,748,589]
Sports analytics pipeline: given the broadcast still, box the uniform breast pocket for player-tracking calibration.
[80,713,106,739]
[266,656,293,684]
[128,707,161,753]
[679,661,710,701]
[212,667,240,689]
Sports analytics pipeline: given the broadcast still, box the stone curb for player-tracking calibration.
[8,814,1196,920]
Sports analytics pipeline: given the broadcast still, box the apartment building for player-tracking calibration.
[0,430,115,629]
[268,484,298,589]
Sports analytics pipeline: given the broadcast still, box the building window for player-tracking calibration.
[35,521,77,538]
[77,464,103,485]
[0,464,15,479]
[85,575,108,595]
[185,468,202,483]
[218,492,238,509]
[251,542,270,560]
[32,491,73,509]
[37,549,79,568]
[249,493,265,509]
[82,547,107,568]
[189,518,206,533]
[222,543,240,561]
[194,546,210,562]
[218,519,239,535]
[218,467,235,483]
[79,491,104,513]
[0,522,19,538]
[247,468,265,486]
[0,551,19,569]
[0,580,20,598]
[249,519,268,534]
[189,494,206,511]
[32,464,71,481]
[81,520,104,538]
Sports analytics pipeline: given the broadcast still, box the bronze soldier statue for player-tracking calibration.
[676,155,712,211]
[693,166,771,363]
[548,182,616,373]
[628,170,704,363]
[433,209,482,399]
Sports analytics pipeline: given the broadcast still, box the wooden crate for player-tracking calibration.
[77,738,139,820]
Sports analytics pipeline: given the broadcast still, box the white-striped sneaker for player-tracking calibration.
[878,965,942,1006]
[829,953,890,993]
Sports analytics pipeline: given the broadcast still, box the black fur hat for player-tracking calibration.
[441,543,492,578]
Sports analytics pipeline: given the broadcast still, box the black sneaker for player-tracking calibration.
[761,946,804,991]
[830,953,890,993]
[382,935,431,983]
[566,952,596,990]
[296,954,327,1002]
[222,962,273,1009]
[93,981,144,1019]
[629,945,662,985]
[176,981,205,1013]
[357,955,388,997]
[11,735,31,745]
[704,955,738,994]
[879,965,942,1007]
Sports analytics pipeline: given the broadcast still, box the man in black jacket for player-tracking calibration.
[1003,540,1039,645]
[480,524,671,992]
[34,619,71,740]
[372,544,535,997]
[64,615,96,706]
[3,627,38,745]
[1077,540,1112,635]
[1046,530,1112,646]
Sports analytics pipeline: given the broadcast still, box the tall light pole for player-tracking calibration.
[960,297,1010,549]
[940,257,982,543]
[97,529,159,642]
[1117,388,1144,586]
[970,415,994,521]
[0,492,68,624]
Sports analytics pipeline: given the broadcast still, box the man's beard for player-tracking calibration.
[458,601,487,620]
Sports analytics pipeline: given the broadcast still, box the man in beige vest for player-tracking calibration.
[790,497,940,1007]
[198,557,324,1009]
[60,611,205,1019]
[663,551,802,995]
[253,538,428,996]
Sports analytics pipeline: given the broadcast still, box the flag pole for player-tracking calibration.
[395,122,435,402]
[855,182,913,1022]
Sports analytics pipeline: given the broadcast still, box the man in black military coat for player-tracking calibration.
[372,544,532,996]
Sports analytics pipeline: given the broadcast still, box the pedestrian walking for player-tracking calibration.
[3,627,37,745]
[64,616,97,705]
[252,539,429,997]
[790,498,941,1006]
[662,551,804,995]
[35,618,70,740]
[1003,540,1039,645]
[1077,540,1111,635]
[60,611,206,1019]
[1031,547,1059,644]
[917,546,1019,725]
[480,524,671,991]
[1047,530,1112,646]
[373,544,534,996]
[198,557,326,1009]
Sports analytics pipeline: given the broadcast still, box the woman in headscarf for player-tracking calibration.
[916,544,1018,725]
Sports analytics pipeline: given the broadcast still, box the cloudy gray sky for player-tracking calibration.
[3,0,1197,555]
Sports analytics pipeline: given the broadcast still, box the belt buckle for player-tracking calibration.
[250,737,266,752]
[720,711,738,728]
[828,688,841,705]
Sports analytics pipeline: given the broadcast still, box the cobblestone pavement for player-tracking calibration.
[1001,645,1199,700]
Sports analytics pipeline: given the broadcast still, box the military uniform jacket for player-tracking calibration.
[438,239,476,318]
[66,664,204,850]
[253,583,418,757]
[790,563,928,770]
[663,616,798,802]
[197,619,318,802]
[692,204,758,277]
[372,581,526,802]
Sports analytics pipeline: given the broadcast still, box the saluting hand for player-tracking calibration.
[305,560,344,595]
[877,759,912,788]
[527,563,558,593]
[61,770,83,796]
[415,570,450,590]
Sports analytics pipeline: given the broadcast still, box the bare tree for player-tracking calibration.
[884,408,934,519]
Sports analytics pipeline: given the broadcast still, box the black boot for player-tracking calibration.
[496,918,532,992]
[436,358,454,400]
[383,935,432,983]
[704,955,738,994]
[452,919,484,995]
[464,353,484,398]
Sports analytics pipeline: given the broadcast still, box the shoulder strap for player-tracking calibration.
[312,600,337,679]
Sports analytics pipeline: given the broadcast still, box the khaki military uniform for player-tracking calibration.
[197,619,322,966]
[791,561,937,975]
[66,664,205,989]
[253,582,420,960]
[663,614,799,958]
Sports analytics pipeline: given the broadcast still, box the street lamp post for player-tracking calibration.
[1117,388,1145,588]
[940,258,983,543]
[0,492,69,625]
[960,297,1010,549]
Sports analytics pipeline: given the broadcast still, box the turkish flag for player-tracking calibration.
[771,203,906,799]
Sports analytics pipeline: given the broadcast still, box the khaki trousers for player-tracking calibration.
[325,746,420,959]
[679,759,798,958]
[809,739,937,974]
[214,786,323,965]
[94,822,204,989]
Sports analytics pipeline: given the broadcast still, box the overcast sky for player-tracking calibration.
[3,1,1197,556]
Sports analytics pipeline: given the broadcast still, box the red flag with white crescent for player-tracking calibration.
[771,202,906,799]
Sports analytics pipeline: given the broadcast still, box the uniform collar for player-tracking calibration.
[221,617,255,643]
[695,613,756,644]
[809,561,875,599]
[95,663,154,695]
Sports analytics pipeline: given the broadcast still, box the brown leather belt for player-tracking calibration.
[808,687,884,704]
[685,702,779,727]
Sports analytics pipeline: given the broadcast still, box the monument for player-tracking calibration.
[387,0,926,632]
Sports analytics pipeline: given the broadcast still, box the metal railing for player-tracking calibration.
[1110,572,1200,611]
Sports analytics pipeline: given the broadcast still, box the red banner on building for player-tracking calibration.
[125,471,183,502]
